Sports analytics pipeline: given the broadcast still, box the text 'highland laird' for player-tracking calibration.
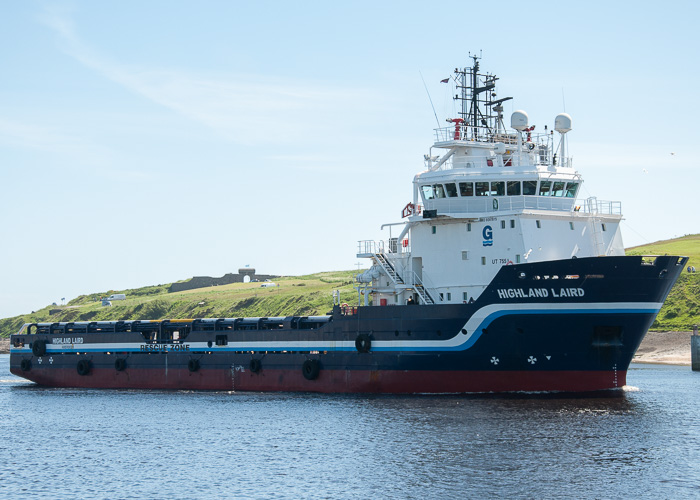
[496,288,585,299]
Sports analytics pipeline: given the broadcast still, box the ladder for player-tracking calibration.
[374,252,404,285]
[374,253,435,305]
[413,282,435,305]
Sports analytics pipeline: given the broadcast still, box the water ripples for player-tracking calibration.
[1,356,699,499]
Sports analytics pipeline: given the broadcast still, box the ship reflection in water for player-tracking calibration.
[1,356,698,498]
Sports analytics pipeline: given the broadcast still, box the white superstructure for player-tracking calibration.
[357,56,624,306]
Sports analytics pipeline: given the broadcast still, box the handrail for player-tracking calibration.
[416,271,439,300]
[411,272,438,304]
[357,239,410,255]
[418,195,621,215]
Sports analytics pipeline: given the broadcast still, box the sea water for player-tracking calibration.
[1,355,698,499]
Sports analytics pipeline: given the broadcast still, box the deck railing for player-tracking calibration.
[419,196,621,215]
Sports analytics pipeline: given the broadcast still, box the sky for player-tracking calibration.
[1,0,699,319]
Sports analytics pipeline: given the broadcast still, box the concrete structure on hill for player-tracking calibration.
[169,268,278,293]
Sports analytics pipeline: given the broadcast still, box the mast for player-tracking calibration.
[452,54,510,142]
[471,55,479,139]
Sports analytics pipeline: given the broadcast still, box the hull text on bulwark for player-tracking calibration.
[496,288,585,299]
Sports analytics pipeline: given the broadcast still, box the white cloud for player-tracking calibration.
[0,117,117,168]
[39,9,377,147]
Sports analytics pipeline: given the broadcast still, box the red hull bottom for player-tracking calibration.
[13,366,627,393]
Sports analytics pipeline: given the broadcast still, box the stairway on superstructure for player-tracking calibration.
[374,252,435,305]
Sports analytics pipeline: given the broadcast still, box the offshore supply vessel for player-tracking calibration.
[10,57,685,393]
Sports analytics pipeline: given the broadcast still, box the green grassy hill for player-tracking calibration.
[627,234,700,331]
[1,234,698,338]
[0,271,358,338]
[626,233,700,265]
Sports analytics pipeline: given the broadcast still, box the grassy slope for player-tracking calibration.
[626,234,700,330]
[0,271,358,338]
[2,235,698,338]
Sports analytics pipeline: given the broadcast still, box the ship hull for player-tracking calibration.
[13,365,626,393]
[9,256,686,394]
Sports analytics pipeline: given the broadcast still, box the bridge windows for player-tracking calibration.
[490,181,505,196]
[565,182,579,197]
[552,182,566,196]
[523,180,537,195]
[507,181,521,196]
[459,182,473,196]
[420,179,577,201]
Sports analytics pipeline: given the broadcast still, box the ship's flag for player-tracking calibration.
[440,78,449,83]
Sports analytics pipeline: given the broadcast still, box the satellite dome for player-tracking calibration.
[555,113,572,134]
[511,111,529,131]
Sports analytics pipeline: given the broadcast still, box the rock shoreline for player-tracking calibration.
[0,331,693,364]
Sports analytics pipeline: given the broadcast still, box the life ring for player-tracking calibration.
[114,358,127,371]
[188,359,200,373]
[302,359,320,380]
[249,359,262,374]
[341,303,350,314]
[355,334,372,353]
[20,359,31,372]
[32,340,46,357]
[77,359,91,376]
[506,260,514,265]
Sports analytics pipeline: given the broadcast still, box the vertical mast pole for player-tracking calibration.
[560,133,566,167]
[472,57,478,140]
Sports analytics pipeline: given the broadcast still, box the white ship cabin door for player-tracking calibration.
[412,257,423,304]
[412,257,422,281]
